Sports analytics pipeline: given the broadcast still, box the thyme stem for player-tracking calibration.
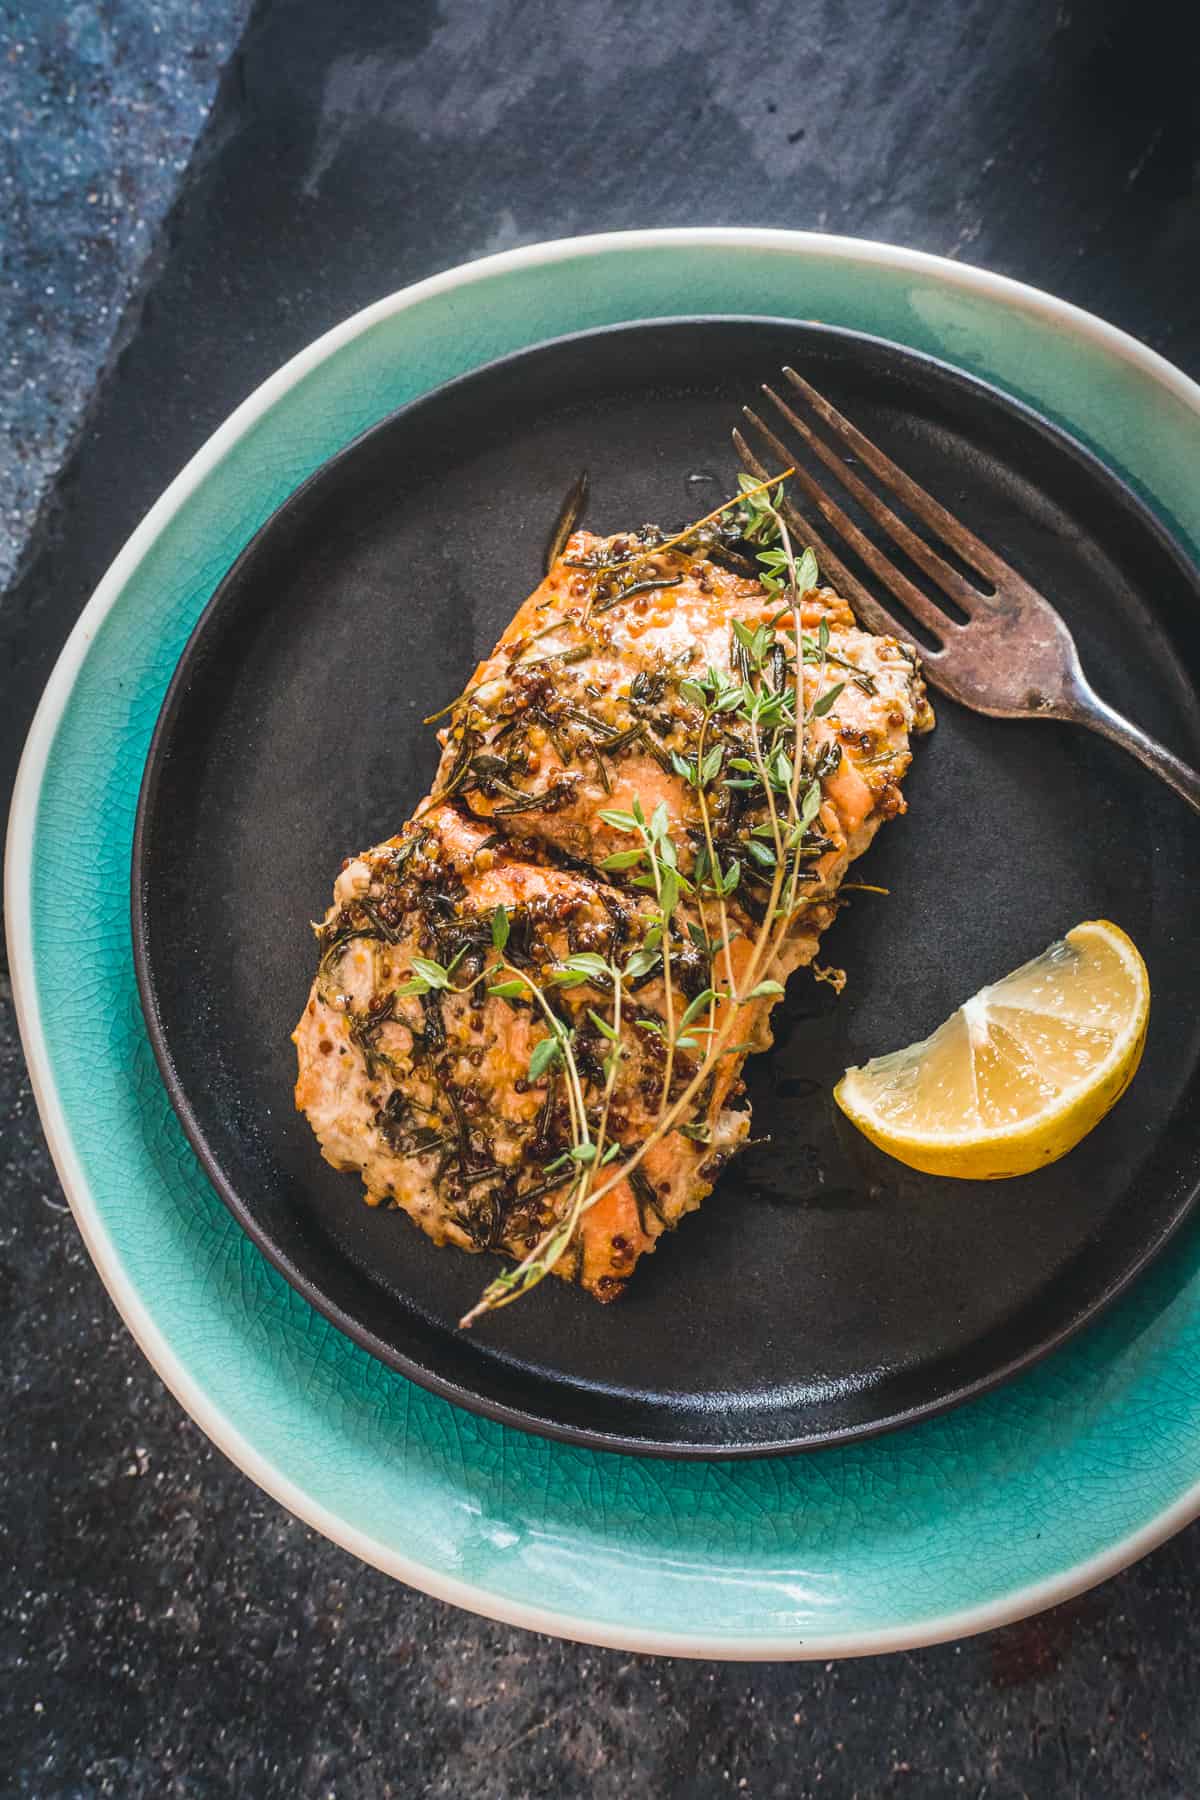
[457,471,852,1325]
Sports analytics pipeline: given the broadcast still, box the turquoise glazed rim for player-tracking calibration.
[9,230,1200,1659]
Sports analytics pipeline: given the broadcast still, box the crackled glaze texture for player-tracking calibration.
[16,235,1200,1652]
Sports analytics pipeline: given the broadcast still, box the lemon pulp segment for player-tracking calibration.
[833,921,1149,1179]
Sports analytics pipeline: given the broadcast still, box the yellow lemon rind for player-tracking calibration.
[832,920,1150,1181]
[834,1019,1146,1179]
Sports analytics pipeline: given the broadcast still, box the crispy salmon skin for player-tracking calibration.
[295,518,932,1306]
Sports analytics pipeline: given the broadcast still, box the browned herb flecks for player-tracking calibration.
[294,473,934,1323]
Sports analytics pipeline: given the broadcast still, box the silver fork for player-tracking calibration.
[734,369,1200,814]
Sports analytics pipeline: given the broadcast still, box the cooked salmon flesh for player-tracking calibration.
[295,516,933,1307]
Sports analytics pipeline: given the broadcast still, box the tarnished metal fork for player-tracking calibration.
[734,369,1200,814]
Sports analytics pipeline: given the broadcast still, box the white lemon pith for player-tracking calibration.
[833,921,1150,1179]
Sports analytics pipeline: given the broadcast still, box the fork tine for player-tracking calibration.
[781,367,1009,586]
[741,406,958,642]
[762,383,985,615]
[731,429,931,650]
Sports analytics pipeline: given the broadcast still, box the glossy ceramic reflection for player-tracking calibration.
[10,232,1200,1655]
[133,318,1200,1457]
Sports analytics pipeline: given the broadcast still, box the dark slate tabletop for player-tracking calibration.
[4,2,1199,1794]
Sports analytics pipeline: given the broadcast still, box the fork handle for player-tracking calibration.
[1066,680,1200,815]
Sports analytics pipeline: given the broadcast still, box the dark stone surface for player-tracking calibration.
[3,0,1200,1793]
[0,0,250,590]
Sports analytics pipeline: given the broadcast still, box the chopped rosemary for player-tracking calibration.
[337,468,897,1327]
[591,575,682,616]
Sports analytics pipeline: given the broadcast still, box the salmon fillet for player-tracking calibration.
[295,523,933,1307]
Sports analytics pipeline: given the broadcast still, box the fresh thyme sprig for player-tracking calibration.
[457,915,632,1326]
[451,470,861,1327]
[597,796,686,1108]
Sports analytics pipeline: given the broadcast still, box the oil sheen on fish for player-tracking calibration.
[294,524,933,1303]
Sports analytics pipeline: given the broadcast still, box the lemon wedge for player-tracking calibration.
[834,921,1150,1179]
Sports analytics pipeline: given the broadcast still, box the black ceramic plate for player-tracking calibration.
[132,318,1200,1457]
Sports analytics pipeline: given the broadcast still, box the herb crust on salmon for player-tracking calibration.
[294,477,933,1321]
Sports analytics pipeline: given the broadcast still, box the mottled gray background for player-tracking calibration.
[0,2,250,590]
[3,1,1200,1795]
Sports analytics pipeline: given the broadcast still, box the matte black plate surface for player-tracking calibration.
[133,319,1200,1456]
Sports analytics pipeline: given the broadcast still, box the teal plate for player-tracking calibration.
[9,231,1200,1657]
